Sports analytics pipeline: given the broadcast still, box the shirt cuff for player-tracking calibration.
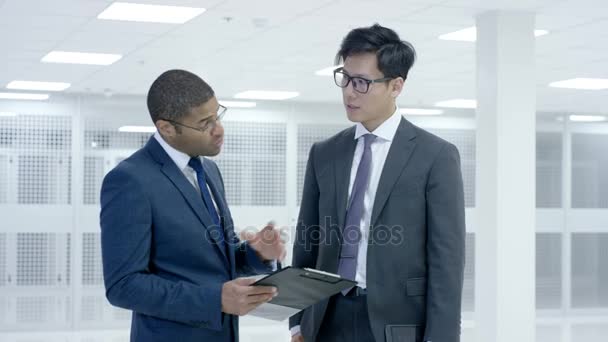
[290,325,301,337]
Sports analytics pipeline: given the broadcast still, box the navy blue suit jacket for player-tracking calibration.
[100,137,270,342]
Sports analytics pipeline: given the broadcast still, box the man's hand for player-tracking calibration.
[291,333,304,342]
[221,278,277,316]
[247,222,287,262]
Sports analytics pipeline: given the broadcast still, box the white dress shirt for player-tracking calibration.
[291,107,400,337]
[348,107,400,289]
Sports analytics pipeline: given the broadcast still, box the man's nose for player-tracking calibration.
[343,80,357,98]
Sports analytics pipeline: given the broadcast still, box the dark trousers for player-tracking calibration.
[316,290,375,342]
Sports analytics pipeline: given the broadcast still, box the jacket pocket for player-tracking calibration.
[385,324,422,342]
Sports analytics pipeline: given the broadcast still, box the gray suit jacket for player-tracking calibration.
[289,117,466,342]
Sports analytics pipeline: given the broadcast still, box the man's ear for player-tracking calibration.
[390,77,405,98]
[155,120,176,138]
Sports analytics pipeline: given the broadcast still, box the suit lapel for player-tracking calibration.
[335,127,357,230]
[370,118,417,227]
[203,160,232,268]
[145,138,229,265]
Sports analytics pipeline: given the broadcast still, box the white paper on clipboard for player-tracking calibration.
[248,302,301,321]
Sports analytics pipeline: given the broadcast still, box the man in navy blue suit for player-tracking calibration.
[100,69,285,342]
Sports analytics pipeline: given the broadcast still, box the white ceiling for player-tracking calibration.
[0,0,606,113]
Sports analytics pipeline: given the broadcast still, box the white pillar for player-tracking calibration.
[475,11,536,342]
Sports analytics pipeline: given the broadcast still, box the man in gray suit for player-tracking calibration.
[289,24,466,342]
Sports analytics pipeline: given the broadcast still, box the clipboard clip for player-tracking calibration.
[299,269,342,284]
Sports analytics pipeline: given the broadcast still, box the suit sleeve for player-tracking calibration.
[424,143,466,342]
[289,143,321,329]
[100,167,223,331]
[235,241,275,276]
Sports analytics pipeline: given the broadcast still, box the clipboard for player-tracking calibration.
[248,266,356,321]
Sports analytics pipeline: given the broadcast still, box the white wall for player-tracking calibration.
[1,95,608,341]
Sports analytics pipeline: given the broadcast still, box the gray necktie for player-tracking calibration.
[338,133,376,293]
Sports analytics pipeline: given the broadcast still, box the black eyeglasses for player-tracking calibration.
[333,67,393,94]
[162,105,227,133]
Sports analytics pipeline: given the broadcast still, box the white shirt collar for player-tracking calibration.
[354,106,401,141]
[154,131,202,170]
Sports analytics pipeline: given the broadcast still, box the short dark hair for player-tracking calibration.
[147,69,215,123]
[335,24,416,80]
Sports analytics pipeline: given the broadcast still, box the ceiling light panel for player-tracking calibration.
[98,2,206,24]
